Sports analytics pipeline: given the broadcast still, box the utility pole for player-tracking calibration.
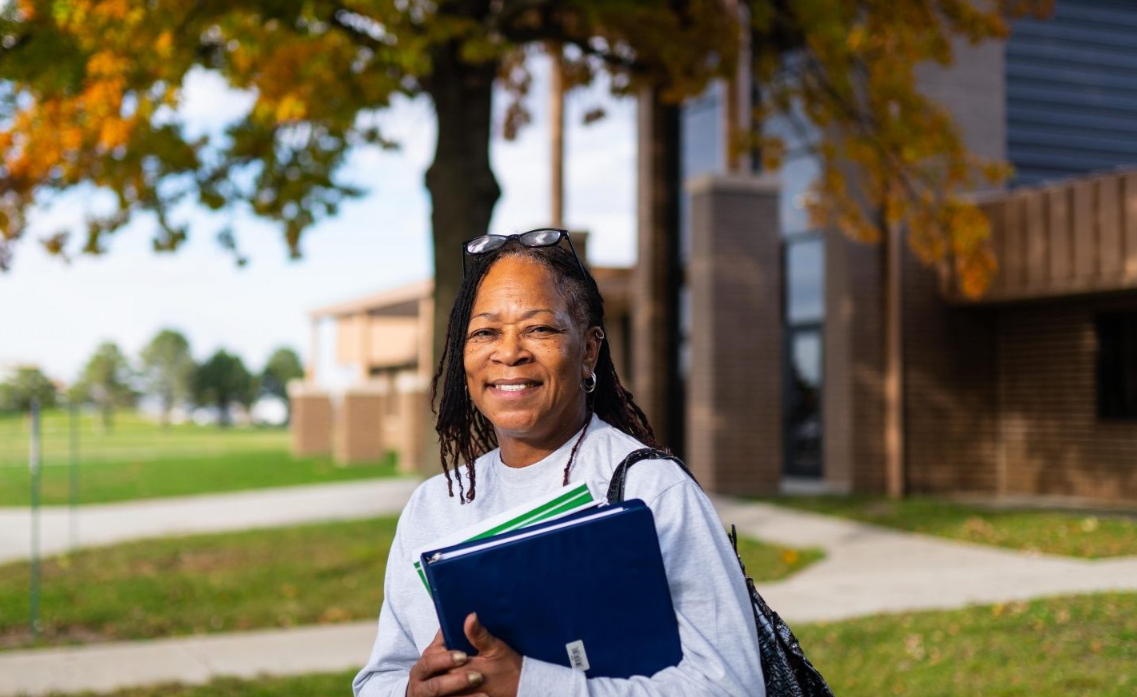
[884,191,906,498]
[550,43,565,228]
[69,398,80,550]
[29,399,42,640]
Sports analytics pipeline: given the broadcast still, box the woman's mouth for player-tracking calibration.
[488,381,542,397]
[494,383,536,392]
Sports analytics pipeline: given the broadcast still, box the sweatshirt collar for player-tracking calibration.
[490,414,603,489]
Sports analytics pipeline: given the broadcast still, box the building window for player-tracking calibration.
[786,237,825,324]
[783,234,824,478]
[786,327,823,477]
[1097,311,1137,420]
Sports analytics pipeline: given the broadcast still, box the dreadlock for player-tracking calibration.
[431,238,658,502]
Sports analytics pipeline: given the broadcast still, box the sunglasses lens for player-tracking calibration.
[519,229,563,247]
[465,236,505,254]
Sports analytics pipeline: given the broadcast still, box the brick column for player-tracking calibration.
[685,174,782,495]
[395,386,428,475]
[288,383,332,457]
[332,385,387,466]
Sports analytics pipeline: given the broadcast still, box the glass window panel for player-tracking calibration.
[1096,311,1137,419]
[680,83,724,266]
[786,329,823,477]
[786,238,825,324]
[681,84,724,181]
[792,331,822,386]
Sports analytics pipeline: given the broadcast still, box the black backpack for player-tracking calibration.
[607,448,836,697]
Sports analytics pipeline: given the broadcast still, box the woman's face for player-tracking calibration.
[463,255,601,450]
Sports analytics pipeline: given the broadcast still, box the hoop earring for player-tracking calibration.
[581,371,598,394]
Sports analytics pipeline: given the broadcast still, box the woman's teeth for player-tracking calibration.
[495,383,534,392]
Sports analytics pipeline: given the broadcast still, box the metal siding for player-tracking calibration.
[1006,0,1137,186]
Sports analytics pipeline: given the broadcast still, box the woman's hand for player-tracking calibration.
[407,630,488,697]
[450,613,522,697]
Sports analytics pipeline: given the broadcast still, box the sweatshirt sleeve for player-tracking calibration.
[352,501,420,697]
[515,476,765,697]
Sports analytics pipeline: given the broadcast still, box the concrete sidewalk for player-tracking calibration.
[713,497,1137,622]
[0,622,379,697]
[0,478,420,564]
[2,495,1136,696]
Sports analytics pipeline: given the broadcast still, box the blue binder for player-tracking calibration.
[419,499,683,679]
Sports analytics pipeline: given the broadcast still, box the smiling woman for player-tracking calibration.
[353,230,765,697]
[463,257,605,471]
[431,229,658,504]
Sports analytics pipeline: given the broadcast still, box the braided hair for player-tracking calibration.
[431,238,658,502]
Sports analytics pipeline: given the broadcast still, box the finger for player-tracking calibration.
[463,612,496,653]
[412,646,469,680]
[417,669,485,697]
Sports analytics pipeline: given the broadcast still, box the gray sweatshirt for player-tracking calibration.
[353,415,765,696]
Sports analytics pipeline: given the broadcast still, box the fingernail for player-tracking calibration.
[467,671,484,686]
[451,650,467,665]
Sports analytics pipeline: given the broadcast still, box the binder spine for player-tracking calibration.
[421,552,461,650]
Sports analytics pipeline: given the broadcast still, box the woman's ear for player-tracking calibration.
[583,326,604,374]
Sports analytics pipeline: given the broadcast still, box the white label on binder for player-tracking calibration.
[566,640,590,671]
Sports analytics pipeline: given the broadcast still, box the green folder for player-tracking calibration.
[411,482,597,593]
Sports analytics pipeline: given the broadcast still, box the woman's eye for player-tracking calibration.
[528,325,556,334]
[468,328,495,340]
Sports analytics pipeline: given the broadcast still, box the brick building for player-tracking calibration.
[293,0,1137,504]
[679,0,1137,504]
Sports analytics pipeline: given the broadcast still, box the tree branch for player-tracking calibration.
[501,24,642,73]
[327,5,390,51]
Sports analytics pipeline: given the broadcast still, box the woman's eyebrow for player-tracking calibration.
[471,309,556,321]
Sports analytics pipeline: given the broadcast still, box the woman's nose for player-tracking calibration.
[493,330,531,365]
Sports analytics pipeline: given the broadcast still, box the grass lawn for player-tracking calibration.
[798,592,1136,697]
[766,495,1137,559]
[46,593,1136,697]
[0,518,821,651]
[0,410,398,506]
[44,671,361,697]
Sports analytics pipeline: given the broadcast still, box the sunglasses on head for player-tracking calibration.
[461,228,586,278]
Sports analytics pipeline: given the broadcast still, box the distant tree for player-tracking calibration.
[261,347,304,420]
[139,328,195,427]
[75,341,136,431]
[193,350,255,428]
[0,366,57,412]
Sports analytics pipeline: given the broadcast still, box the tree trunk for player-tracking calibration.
[421,40,501,475]
[218,397,231,429]
[632,87,684,455]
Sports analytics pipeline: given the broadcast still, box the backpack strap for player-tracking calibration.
[609,449,836,695]
[605,447,701,504]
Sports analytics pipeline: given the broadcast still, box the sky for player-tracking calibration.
[0,57,638,384]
